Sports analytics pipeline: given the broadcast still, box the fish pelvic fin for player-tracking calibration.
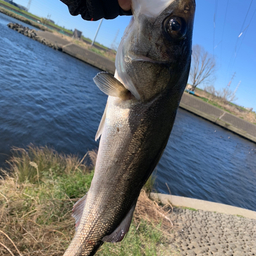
[95,101,107,141]
[72,193,87,231]
[93,72,131,100]
[102,203,136,243]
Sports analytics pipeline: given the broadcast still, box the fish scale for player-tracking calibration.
[64,0,196,255]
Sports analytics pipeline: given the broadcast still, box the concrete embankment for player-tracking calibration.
[7,23,256,143]
[35,30,115,74]
[8,23,115,74]
[150,193,256,220]
[180,93,256,143]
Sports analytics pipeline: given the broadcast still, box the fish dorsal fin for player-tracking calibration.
[93,72,131,100]
[72,193,87,231]
[95,101,107,141]
[102,203,136,243]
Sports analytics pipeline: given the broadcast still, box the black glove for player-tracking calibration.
[60,0,132,21]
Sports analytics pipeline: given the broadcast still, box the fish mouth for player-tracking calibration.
[125,53,170,67]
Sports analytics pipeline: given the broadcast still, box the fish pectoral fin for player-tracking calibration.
[72,193,87,231]
[102,203,136,243]
[93,72,131,100]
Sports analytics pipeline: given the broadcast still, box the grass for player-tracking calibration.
[89,47,105,56]
[98,221,163,256]
[0,6,51,32]
[196,96,232,114]
[0,0,73,36]
[191,88,256,124]
[236,215,245,218]
[0,146,172,256]
[0,0,39,19]
[180,207,198,212]
[1,4,117,62]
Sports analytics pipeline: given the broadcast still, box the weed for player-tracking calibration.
[89,47,105,56]
[195,88,256,124]
[0,146,172,256]
[180,206,198,211]
[99,221,162,256]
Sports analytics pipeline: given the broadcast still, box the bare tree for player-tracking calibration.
[189,45,216,91]
[204,85,238,103]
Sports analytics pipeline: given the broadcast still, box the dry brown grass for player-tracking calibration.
[51,30,116,62]
[196,89,256,124]
[0,146,172,256]
[0,165,75,255]
[134,191,173,232]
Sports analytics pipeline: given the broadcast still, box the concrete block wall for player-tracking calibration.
[180,93,256,143]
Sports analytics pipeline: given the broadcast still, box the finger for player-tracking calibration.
[118,0,131,11]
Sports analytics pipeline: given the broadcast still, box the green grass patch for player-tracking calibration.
[100,221,163,256]
[0,5,51,31]
[89,47,105,56]
[199,97,232,114]
[0,146,170,256]
[82,36,92,44]
[180,206,198,212]
[236,215,245,218]
[0,0,41,20]
[0,1,73,36]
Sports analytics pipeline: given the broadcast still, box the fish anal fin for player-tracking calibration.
[93,72,131,100]
[102,204,136,243]
[72,193,87,231]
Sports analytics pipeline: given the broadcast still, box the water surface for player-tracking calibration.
[0,13,255,211]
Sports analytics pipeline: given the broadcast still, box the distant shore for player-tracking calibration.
[5,18,256,143]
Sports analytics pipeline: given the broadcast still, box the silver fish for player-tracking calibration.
[64,0,195,255]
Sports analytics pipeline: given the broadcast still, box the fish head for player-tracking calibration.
[115,0,196,102]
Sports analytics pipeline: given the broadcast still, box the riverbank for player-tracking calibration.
[0,5,51,31]
[180,93,256,143]
[7,23,115,74]
[0,146,166,256]
[6,22,256,143]
[0,146,255,256]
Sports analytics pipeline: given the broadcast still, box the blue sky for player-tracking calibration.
[13,0,256,110]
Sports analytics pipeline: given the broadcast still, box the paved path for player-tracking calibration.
[151,194,256,256]
[167,208,256,256]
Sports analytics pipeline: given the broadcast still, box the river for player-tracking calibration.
[0,13,255,211]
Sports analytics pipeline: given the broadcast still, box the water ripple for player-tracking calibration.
[0,13,255,211]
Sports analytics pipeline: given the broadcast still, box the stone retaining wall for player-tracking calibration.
[8,23,63,51]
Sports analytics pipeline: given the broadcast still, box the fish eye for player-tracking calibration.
[163,16,187,40]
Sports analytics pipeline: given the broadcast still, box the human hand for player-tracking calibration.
[118,0,131,11]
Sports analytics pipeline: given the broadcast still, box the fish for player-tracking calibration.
[64,0,195,255]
